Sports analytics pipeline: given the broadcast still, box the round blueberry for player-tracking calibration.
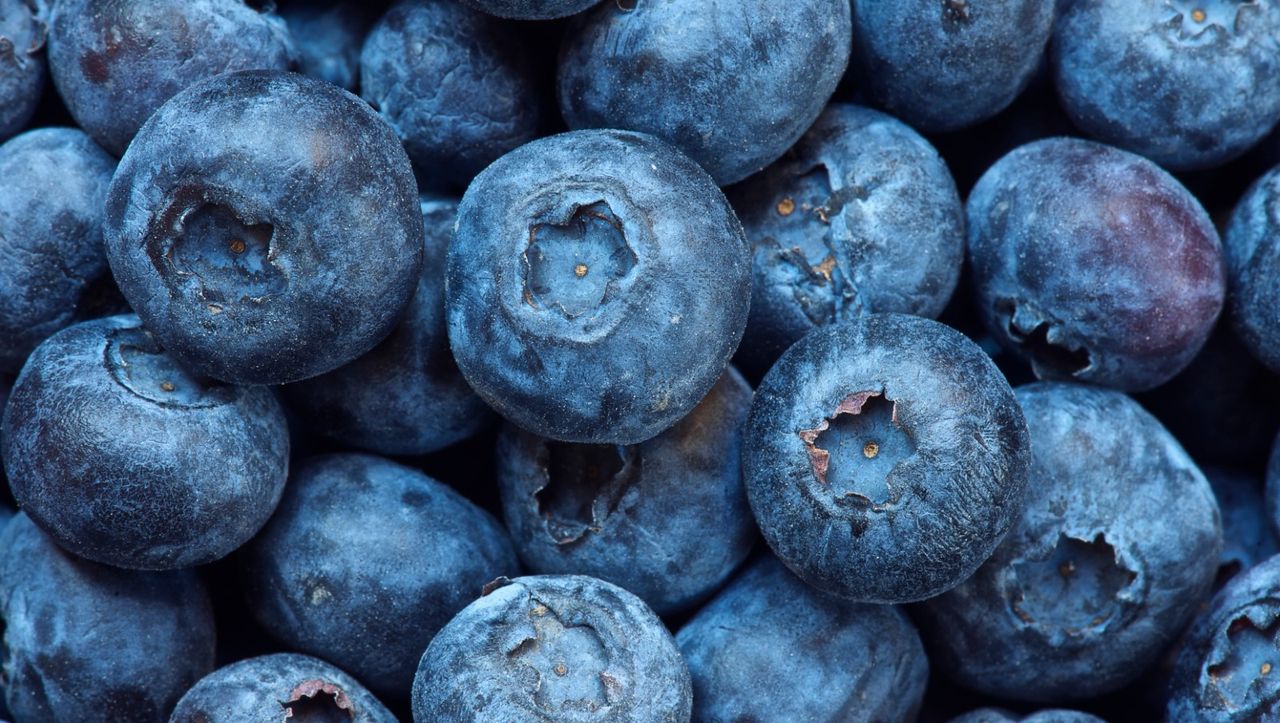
[170,653,396,723]
[242,453,519,700]
[677,556,929,722]
[744,312,1031,604]
[916,382,1223,703]
[730,103,963,379]
[104,70,424,385]
[282,198,494,456]
[0,513,215,722]
[459,0,600,20]
[1,315,290,570]
[1224,165,1280,376]
[1052,0,1280,170]
[967,137,1224,392]
[0,127,116,374]
[497,368,756,616]
[558,0,852,185]
[0,0,45,142]
[278,0,377,92]
[446,129,750,444]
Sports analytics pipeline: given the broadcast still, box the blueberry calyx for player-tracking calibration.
[280,678,356,721]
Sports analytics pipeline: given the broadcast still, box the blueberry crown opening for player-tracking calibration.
[1205,611,1280,710]
[523,202,637,320]
[509,598,614,713]
[106,326,223,407]
[797,391,914,508]
[1008,532,1136,635]
[535,443,639,545]
[280,679,355,722]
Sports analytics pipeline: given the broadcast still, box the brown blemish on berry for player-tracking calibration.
[160,381,176,393]
[574,263,588,278]
[776,197,796,216]
[1191,8,1206,22]
[229,238,247,254]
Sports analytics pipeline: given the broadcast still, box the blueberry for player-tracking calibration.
[730,103,964,379]
[1211,467,1278,590]
[950,711,1107,723]
[744,312,1031,603]
[967,137,1225,391]
[496,368,755,616]
[282,198,494,456]
[361,0,542,190]
[0,513,216,722]
[849,0,1054,132]
[0,126,115,374]
[446,129,750,444]
[1224,164,1280,375]
[558,0,851,185]
[47,0,296,156]
[278,0,378,92]
[411,575,691,722]
[1,314,290,570]
[460,0,601,20]
[0,0,45,142]
[677,555,929,722]
[915,382,1222,703]
[104,70,424,385]
[241,453,519,700]
[169,653,396,723]
[1052,0,1280,170]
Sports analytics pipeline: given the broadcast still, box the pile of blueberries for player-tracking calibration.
[6,0,1280,720]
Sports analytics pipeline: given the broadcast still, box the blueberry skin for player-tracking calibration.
[46,0,295,156]
[915,382,1222,703]
[558,0,852,186]
[460,0,599,20]
[1167,553,1280,721]
[1210,467,1278,588]
[677,555,928,723]
[282,198,494,456]
[744,312,1031,604]
[0,513,215,722]
[730,103,964,379]
[104,70,424,385]
[412,575,691,722]
[496,369,755,617]
[278,0,376,92]
[446,130,751,445]
[849,0,1054,133]
[950,711,1106,723]
[1052,0,1280,171]
[0,127,115,374]
[1,315,290,570]
[1224,165,1280,375]
[242,453,519,699]
[361,0,541,190]
[967,137,1224,392]
[0,0,45,142]
[170,653,396,723]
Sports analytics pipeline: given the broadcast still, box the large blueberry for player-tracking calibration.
[282,198,493,455]
[242,453,519,700]
[558,0,851,185]
[1,315,290,570]
[446,130,750,444]
[279,0,377,92]
[677,555,928,722]
[460,0,599,20]
[951,711,1106,723]
[916,382,1222,703]
[0,127,115,374]
[0,0,45,142]
[849,0,1054,132]
[1224,165,1280,375]
[170,653,396,723]
[361,0,541,190]
[104,70,423,385]
[1053,0,1280,170]
[967,137,1224,391]
[0,513,215,722]
[744,312,1030,603]
[730,103,963,379]
[497,368,755,616]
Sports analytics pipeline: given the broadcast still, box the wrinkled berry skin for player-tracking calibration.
[1,315,290,570]
[916,383,1222,703]
[170,653,396,723]
[951,711,1106,723]
[242,453,519,699]
[447,130,750,445]
[412,575,691,722]
[730,104,963,379]
[968,138,1224,392]
[461,0,599,20]
[1167,553,1280,721]
[278,0,375,92]
[744,313,1031,604]
[0,127,115,374]
[497,369,755,616]
[104,70,423,385]
[559,0,851,185]
[361,0,541,189]
[677,556,929,723]
[849,0,1054,133]
[1053,0,1280,171]
[1224,165,1280,375]
[0,0,45,142]
[283,198,493,455]
[47,0,296,156]
[0,513,216,722]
